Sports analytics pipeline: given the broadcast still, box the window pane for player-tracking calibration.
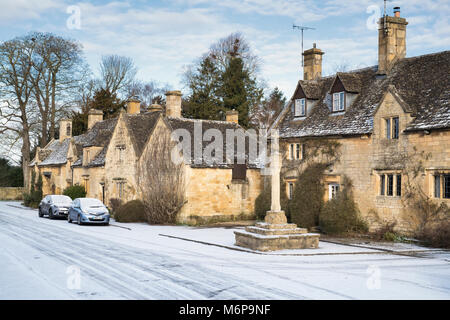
[386,119,391,139]
[296,144,300,159]
[444,175,450,199]
[387,174,394,196]
[333,93,339,111]
[435,175,441,198]
[396,174,401,196]
[380,175,385,195]
[339,92,345,110]
[290,144,294,159]
[289,183,294,199]
[393,117,399,139]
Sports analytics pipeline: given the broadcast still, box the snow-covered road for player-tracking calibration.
[0,201,449,300]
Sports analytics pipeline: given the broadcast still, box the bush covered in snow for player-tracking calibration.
[114,200,147,223]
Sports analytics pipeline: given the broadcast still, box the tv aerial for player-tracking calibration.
[293,24,315,67]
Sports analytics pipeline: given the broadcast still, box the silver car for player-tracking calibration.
[68,198,110,226]
[39,195,73,219]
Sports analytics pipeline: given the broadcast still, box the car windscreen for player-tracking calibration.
[80,199,105,210]
[50,195,72,205]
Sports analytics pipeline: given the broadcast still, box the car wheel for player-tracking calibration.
[49,209,54,220]
[77,215,82,225]
[104,222,109,226]
[38,208,43,218]
[67,214,72,223]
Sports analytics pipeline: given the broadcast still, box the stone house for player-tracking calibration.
[273,9,450,232]
[29,92,262,224]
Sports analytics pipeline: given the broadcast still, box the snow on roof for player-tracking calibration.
[278,50,450,138]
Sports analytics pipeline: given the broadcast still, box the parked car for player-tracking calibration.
[68,198,110,226]
[39,195,73,219]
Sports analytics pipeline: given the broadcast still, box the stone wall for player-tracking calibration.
[177,167,262,225]
[280,91,450,234]
[0,187,25,200]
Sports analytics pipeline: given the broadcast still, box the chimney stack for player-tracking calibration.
[165,90,182,117]
[59,119,72,141]
[377,7,408,75]
[148,104,163,113]
[88,109,103,130]
[226,110,239,124]
[302,43,324,80]
[126,96,141,114]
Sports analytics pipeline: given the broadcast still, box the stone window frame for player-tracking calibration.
[378,171,402,198]
[328,183,340,200]
[384,116,400,140]
[431,171,450,200]
[288,143,303,160]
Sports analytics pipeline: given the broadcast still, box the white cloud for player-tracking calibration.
[0,0,62,23]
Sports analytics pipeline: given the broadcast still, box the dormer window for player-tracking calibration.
[332,92,345,112]
[294,98,306,117]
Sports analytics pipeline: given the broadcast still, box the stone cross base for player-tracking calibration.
[234,211,320,252]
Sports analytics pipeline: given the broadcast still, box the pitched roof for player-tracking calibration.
[71,118,117,167]
[37,138,71,167]
[278,50,450,138]
[124,111,161,157]
[166,117,263,169]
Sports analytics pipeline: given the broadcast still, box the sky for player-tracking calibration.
[0,0,449,99]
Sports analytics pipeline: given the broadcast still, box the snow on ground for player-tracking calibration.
[0,201,449,300]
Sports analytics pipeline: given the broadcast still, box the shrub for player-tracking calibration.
[371,221,398,241]
[114,200,147,223]
[416,220,450,248]
[319,177,368,235]
[109,198,122,215]
[63,185,86,200]
[289,163,327,229]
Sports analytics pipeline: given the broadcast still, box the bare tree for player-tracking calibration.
[100,55,137,96]
[209,32,260,76]
[137,126,186,224]
[0,36,38,189]
[28,32,88,145]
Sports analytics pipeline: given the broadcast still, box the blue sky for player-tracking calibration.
[0,0,449,98]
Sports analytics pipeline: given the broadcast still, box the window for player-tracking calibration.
[66,124,71,136]
[289,143,302,160]
[294,99,306,117]
[232,164,247,180]
[288,182,294,200]
[380,175,385,196]
[385,119,391,139]
[332,92,345,111]
[385,117,400,139]
[117,181,126,199]
[329,183,340,200]
[433,174,450,199]
[387,174,394,196]
[434,175,441,198]
[396,174,402,196]
[296,144,301,159]
[445,175,450,199]
[392,117,399,139]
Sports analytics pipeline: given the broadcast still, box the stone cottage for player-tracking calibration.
[29,92,262,224]
[272,8,450,232]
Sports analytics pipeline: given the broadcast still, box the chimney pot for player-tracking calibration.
[88,109,103,130]
[165,90,182,117]
[148,104,163,113]
[126,96,141,114]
